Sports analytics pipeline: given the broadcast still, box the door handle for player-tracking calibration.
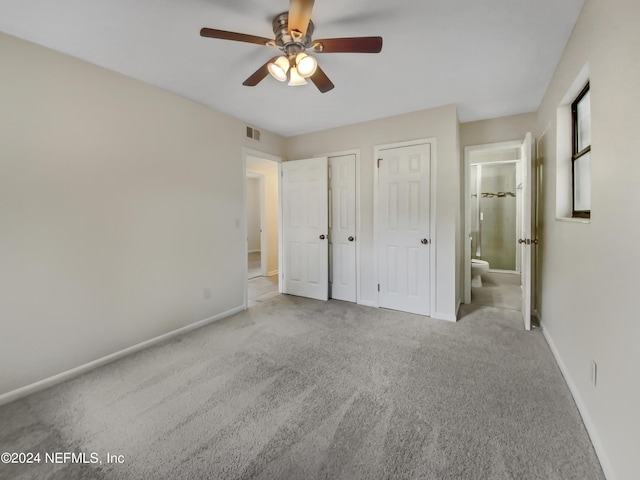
[348,236,354,242]
[421,238,429,245]
[319,235,326,240]
[518,239,525,244]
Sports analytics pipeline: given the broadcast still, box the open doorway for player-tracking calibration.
[244,150,281,308]
[464,135,534,328]
[468,160,522,311]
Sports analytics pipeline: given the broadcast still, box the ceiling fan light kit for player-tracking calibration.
[266,52,317,84]
[288,67,308,86]
[294,53,317,77]
[267,56,290,81]
[200,0,383,93]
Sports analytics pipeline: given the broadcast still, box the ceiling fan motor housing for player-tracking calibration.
[272,12,314,55]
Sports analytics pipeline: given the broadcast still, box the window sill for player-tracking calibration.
[555,216,590,224]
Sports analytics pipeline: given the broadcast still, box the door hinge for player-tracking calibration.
[377,158,382,168]
[378,284,380,292]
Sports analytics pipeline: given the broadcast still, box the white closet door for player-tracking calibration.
[329,154,357,302]
[378,144,431,315]
[282,157,329,301]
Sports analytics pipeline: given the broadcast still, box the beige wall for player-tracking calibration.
[0,33,286,396]
[287,105,461,319]
[460,112,537,148]
[535,1,640,478]
[246,156,280,276]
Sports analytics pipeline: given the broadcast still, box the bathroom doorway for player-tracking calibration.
[464,135,535,326]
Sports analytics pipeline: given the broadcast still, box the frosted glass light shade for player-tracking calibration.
[268,56,290,82]
[295,53,317,78]
[288,67,308,86]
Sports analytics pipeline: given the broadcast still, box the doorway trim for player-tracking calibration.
[373,138,437,317]
[242,148,283,309]
[314,149,361,304]
[463,140,523,305]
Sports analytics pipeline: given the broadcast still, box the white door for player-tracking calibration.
[520,133,533,330]
[378,144,431,315]
[329,154,357,302]
[282,157,329,301]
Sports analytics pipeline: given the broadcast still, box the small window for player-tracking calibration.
[571,82,591,217]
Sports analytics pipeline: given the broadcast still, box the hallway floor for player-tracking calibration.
[248,274,279,307]
[471,271,522,311]
[248,252,261,279]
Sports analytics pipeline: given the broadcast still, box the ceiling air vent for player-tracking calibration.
[246,126,261,141]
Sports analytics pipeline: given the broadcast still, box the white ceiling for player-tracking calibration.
[0,0,584,137]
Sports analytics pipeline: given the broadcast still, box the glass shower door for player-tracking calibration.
[474,162,517,271]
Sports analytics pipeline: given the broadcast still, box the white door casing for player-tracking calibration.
[377,143,431,316]
[282,157,329,301]
[329,154,357,302]
[521,132,533,330]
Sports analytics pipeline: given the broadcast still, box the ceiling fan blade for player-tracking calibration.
[242,57,279,87]
[309,66,335,93]
[200,28,273,47]
[312,37,383,53]
[288,0,315,37]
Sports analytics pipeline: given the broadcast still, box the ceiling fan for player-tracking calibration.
[200,0,383,93]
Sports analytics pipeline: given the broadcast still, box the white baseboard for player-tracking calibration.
[357,299,377,308]
[0,305,245,407]
[267,269,279,277]
[542,326,615,480]
[433,311,457,322]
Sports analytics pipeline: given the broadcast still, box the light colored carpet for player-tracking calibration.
[0,296,604,480]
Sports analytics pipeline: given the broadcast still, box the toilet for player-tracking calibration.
[471,259,490,287]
